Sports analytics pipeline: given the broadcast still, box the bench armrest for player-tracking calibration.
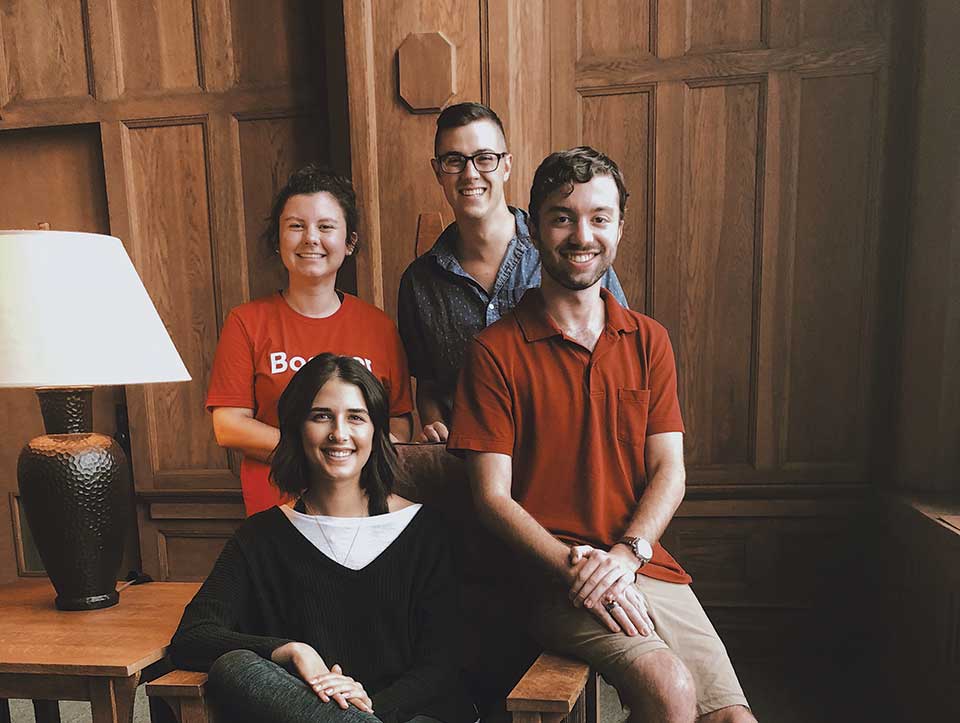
[146,671,212,723]
[506,652,591,714]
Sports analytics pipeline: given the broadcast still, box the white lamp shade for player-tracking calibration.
[0,230,191,388]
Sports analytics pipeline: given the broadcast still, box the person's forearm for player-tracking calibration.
[212,413,280,463]
[389,413,413,443]
[415,379,448,426]
[474,488,572,580]
[619,462,685,547]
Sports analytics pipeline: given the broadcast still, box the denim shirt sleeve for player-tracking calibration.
[601,266,630,309]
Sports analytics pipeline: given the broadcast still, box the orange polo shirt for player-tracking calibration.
[448,288,690,584]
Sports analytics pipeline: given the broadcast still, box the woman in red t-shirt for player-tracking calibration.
[206,165,413,515]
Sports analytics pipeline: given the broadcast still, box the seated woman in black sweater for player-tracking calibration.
[169,353,475,723]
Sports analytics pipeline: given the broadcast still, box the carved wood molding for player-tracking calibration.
[576,37,886,90]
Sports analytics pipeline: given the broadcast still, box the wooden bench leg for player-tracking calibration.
[584,671,600,723]
[0,699,10,723]
[33,699,62,723]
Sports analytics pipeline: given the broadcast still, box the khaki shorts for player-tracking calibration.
[527,575,749,716]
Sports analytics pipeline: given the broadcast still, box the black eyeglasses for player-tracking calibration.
[435,151,509,174]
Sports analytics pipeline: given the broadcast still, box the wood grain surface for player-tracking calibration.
[0,579,198,676]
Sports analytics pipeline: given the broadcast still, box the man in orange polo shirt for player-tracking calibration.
[448,147,754,722]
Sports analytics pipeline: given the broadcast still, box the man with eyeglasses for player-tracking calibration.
[398,102,627,441]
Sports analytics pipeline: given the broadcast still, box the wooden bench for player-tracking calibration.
[147,444,598,723]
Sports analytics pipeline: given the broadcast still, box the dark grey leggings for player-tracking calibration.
[207,649,382,723]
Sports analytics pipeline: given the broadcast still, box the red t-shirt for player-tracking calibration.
[206,292,413,515]
[448,288,690,584]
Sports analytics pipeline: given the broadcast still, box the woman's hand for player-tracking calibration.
[270,643,356,710]
[309,664,374,714]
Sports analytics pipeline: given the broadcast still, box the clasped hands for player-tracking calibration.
[565,544,654,637]
[271,642,374,713]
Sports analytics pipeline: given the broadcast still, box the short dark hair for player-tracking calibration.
[263,164,360,256]
[270,354,401,516]
[435,102,506,155]
[528,146,629,230]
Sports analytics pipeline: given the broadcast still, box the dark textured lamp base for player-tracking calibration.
[17,389,130,611]
[56,590,121,611]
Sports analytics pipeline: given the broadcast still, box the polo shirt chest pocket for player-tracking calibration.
[617,388,650,445]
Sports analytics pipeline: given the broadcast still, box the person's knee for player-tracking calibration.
[207,649,265,693]
[699,704,756,723]
[618,649,696,721]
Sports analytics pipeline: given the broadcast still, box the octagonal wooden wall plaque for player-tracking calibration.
[397,32,456,114]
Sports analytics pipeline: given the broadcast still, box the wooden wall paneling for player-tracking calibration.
[549,0,579,150]
[575,39,886,89]
[801,0,878,42]
[654,0,684,58]
[136,502,241,581]
[665,500,861,608]
[580,88,654,311]
[485,0,551,210]
[115,0,201,94]
[342,0,384,308]
[367,0,483,319]
[157,528,238,581]
[577,0,653,60]
[785,73,877,473]
[0,0,91,107]
[651,82,684,349]
[766,0,802,48]
[206,112,247,321]
[236,111,332,302]
[685,0,767,55]
[894,0,960,491]
[229,0,327,91]
[755,71,800,472]
[677,78,764,470]
[195,0,235,92]
[84,0,121,101]
[123,119,231,489]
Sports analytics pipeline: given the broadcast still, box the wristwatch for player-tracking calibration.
[617,536,653,568]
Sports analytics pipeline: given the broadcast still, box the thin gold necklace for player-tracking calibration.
[303,498,362,567]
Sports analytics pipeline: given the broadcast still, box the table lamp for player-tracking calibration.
[0,230,190,610]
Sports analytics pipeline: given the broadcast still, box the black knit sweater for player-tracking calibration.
[169,505,475,723]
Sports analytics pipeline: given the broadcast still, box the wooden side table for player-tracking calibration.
[0,579,199,723]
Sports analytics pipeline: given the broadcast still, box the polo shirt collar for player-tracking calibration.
[515,286,638,343]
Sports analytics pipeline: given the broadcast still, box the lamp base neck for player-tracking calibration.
[36,387,94,434]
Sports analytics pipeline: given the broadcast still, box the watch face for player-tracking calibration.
[634,538,653,560]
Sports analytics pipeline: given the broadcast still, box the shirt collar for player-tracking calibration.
[426,207,530,273]
[515,286,637,343]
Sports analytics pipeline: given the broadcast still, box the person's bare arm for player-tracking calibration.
[569,432,685,609]
[389,413,414,443]
[414,379,450,443]
[468,450,648,634]
[211,407,280,463]
[466,451,572,579]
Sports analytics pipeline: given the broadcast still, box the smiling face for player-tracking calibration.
[533,174,624,292]
[432,119,512,222]
[300,375,374,488]
[278,192,357,285]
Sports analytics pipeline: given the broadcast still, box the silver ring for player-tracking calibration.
[603,599,620,613]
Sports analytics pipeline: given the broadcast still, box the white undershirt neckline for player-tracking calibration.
[281,502,423,570]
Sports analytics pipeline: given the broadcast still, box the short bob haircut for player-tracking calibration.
[263,163,360,258]
[528,146,629,230]
[434,102,506,155]
[269,353,401,516]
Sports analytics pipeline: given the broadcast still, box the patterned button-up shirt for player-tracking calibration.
[397,207,628,417]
